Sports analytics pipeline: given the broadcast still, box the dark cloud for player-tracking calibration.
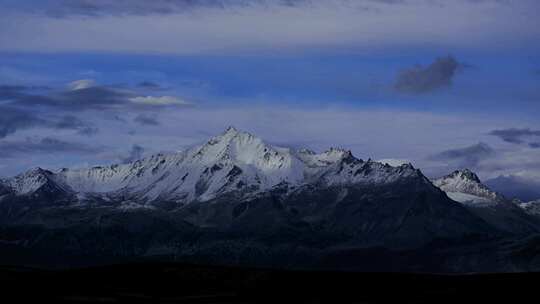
[22,0,316,17]
[486,175,540,202]
[0,85,52,102]
[0,106,98,138]
[54,115,99,136]
[134,114,160,126]
[4,82,130,111]
[14,86,129,110]
[0,137,100,158]
[489,128,540,145]
[3,0,411,18]
[0,107,47,138]
[121,145,145,164]
[429,142,495,168]
[7,82,188,112]
[0,85,29,99]
[395,56,462,94]
[137,81,162,89]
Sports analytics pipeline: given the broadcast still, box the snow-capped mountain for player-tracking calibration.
[1,127,424,206]
[433,169,505,205]
[434,169,540,234]
[0,127,497,250]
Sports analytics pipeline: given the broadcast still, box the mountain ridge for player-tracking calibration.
[1,127,425,207]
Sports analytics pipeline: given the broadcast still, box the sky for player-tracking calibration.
[1,0,540,200]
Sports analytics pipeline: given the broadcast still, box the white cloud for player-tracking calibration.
[68,79,96,91]
[129,96,191,106]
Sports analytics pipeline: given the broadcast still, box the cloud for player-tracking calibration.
[0,137,100,158]
[0,85,28,100]
[67,79,96,91]
[486,174,540,202]
[489,128,540,145]
[129,95,190,106]
[0,107,47,138]
[10,85,128,111]
[7,81,190,111]
[1,1,538,54]
[394,56,462,94]
[0,106,98,138]
[121,144,145,164]
[429,142,495,168]
[54,115,99,136]
[137,81,162,89]
[0,85,51,100]
[2,1,349,17]
[134,114,160,126]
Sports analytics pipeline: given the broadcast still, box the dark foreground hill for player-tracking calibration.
[1,262,539,304]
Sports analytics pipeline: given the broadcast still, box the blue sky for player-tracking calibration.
[1,0,540,200]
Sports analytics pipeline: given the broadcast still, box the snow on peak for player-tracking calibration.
[7,167,58,195]
[298,147,356,167]
[195,127,299,171]
[450,169,481,183]
[6,127,428,204]
[433,169,504,205]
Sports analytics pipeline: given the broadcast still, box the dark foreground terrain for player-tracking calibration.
[1,262,538,303]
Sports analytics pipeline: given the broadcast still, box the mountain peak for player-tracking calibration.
[214,126,255,143]
[433,168,504,204]
[224,125,239,135]
[8,167,58,195]
[449,169,482,183]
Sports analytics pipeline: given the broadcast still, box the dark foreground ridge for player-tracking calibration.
[1,262,539,303]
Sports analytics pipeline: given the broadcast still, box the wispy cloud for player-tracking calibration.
[67,79,97,91]
[489,128,540,147]
[0,107,46,138]
[3,80,191,112]
[0,85,29,99]
[137,81,162,90]
[0,106,97,138]
[2,0,406,17]
[0,137,101,158]
[134,114,160,126]
[429,142,495,168]
[129,96,190,106]
[2,1,538,54]
[53,115,99,136]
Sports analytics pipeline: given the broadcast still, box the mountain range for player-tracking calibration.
[1,127,540,272]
